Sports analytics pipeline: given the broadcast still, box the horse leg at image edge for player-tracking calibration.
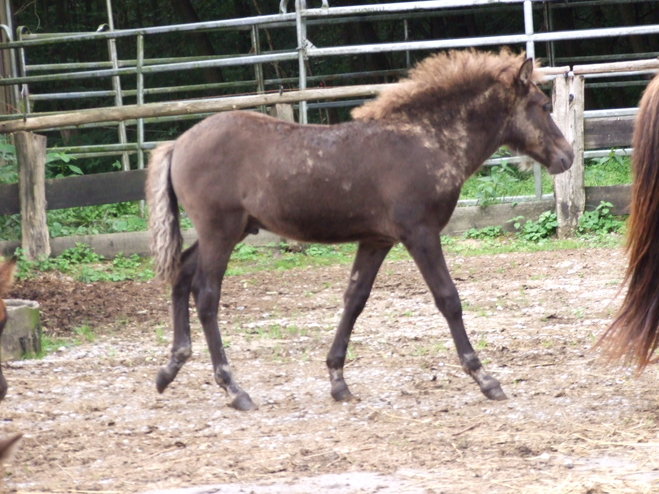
[192,236,255,411]
[156,243,199,393]
[327,242,392,402]
[0,318,6,401]
[403,229,507,401]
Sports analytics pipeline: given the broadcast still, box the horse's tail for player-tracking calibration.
[0,256,16,297]
[146,142,182,284]
[597,74,659,372]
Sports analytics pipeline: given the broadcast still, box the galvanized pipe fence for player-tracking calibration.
[0,0,655,206]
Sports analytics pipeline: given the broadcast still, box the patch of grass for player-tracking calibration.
[584,152,631,186]
[22,334,76,360]
[155,326,168,346]
[73,324,95,343]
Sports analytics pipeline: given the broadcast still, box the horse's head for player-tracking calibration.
[505,59,574,175]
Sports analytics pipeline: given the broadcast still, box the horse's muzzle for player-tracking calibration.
[547,147,574,175]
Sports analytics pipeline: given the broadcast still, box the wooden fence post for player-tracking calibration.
[552,73,585,238]
[15,131,50,260]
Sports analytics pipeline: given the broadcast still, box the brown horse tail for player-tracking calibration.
[597,74,659,372]
[0,256,16,297]
[146,142,182,284]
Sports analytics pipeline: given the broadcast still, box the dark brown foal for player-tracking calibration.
[147,49,573,410]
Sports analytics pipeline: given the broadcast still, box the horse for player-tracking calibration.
[0,433,22,491]
[597,73,659,371]
[146,48,574,411]
[0,257,16,402]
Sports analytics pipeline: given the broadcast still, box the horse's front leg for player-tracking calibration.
[327,242,392,402]
[403,228,507,401]
[156,243,198,393]
[193,241,256,411]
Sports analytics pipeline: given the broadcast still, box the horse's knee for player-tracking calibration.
[434,289,462,320]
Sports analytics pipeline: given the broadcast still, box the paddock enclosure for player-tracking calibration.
[3,246,659,493]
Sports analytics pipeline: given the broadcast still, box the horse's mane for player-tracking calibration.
[352,48,544,121]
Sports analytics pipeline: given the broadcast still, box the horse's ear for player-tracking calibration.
[518,58,534,86]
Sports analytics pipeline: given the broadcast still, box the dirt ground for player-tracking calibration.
[2,245,659,494]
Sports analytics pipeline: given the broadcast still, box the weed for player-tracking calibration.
[476,339,487,350]
[584,151,631,186]
[465,162,522,205]
[464,225,503,240]
[155,326,168,346]
[13,245,153,282]
[73,324,95,343]
[577,201,625,236]
[509,211,558,242]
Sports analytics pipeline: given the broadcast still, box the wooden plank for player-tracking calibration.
[585,184,631,215]
[573,59,659,75]
[584,116,634,150]
[443,199,556,236]
[16,132,50,259]
[0,185,630,259]
[0,182,19,216]
[0,170,147,216]
[45,169,147,210]
[553,74,586,238]
[0,84,389,134]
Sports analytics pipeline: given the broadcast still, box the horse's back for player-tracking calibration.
[168,111,460,244]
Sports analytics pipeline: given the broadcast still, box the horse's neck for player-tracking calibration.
[430,92,510,177]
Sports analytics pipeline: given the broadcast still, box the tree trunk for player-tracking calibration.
[168,0,225,85]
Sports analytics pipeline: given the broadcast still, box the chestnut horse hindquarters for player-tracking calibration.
[0,257,16,401]
[598,73,659,371]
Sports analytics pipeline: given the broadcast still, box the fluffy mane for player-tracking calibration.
[352,48,544,121]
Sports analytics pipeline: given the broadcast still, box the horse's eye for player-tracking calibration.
[543,103,551,113]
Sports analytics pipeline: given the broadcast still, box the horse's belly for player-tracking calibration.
[248,199,390,244]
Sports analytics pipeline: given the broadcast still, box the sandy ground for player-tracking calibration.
[2,245,659,494]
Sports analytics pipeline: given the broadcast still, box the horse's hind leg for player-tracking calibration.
[192,230,255,411]
[403,229,507,401]
[156,242,199,393]
[327,242,392,402]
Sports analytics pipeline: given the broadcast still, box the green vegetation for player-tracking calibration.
[460,151,631,205]
[14,243,153,282]
[509,211,559,242]
[577,201,625,235]
[584,152,631,187]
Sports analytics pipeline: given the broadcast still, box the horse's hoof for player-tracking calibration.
[331,385,356,403]
[155,368,173,394]
[481,384,508,401]
[231,392,257,411]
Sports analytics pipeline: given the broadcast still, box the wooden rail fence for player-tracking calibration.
[0,75,636,259]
